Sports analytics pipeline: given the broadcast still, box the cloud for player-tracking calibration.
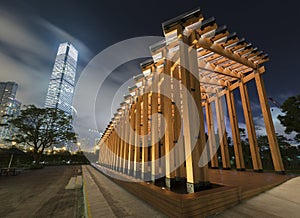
[0,8,51,60]
[0,7,93,107]
[35,19,93,65]
[0,51,48,106]
[253,107,296,140]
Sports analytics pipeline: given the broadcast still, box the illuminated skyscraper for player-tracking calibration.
[45,42,78,114]
[0,82,21,140]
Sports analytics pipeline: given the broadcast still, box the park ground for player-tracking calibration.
[0,165,299,217]
[0,165,84,217]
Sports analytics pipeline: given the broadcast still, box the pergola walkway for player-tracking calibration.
[83,164,294,217]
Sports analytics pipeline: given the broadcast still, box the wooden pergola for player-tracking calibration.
[98,8,285,193]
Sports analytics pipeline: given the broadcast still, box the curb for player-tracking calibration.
[82,167,92,218]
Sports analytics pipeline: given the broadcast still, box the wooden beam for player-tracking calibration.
[123,104,130,174]
[134,91,142,178]
[141,79,150,180]
[173,66,186,178]
[205,101,219,168]
[215,93,231,169]
[163,59,176,189]
[225,89,245,170]
[239,81,263,171]
[128,101,136,176]
[118,111,125,172]
[196,38,257,69]
[180,38,209,193]
[254,71,285,173]
[151,72,160,182]
[207,66,266,103]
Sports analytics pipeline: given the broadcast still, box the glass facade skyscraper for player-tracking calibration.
[0,82,21,140]
[45,42,78,114]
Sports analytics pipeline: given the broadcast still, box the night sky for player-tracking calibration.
[0,0,299,146]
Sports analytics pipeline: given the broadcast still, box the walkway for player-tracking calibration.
[214,176,300,217]
[82,165,165,217]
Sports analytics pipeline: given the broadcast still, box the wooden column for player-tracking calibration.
[151,72,160,182]
[215,93,231,169]
[106,134,110,168]
[141,80,150,180]
[159,72,165,177]
[239,81,263,171]
[106,138,109,168]
[98,141,102,163]
[114,129,119,170]
[254,72,285,173]
[163,59,176,189]
[128,102,136,176]
[114,124,119,171]
[226,89,245,170]
[122,104,130,174]
[205,101,219,168]
[110,131,114,169]
[107,133,112,168]
[173,66,186,179]
[118,113,125,172]
[134,90,142,178]
[111,129,116,170]
[180,39,209,193]
[116,117,122,172]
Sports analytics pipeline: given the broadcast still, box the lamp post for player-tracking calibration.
[77,142,81,152]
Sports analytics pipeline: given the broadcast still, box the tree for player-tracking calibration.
[278,95,300,142]
[8,105,76,164]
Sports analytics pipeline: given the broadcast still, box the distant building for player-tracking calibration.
[0,82,21,140]
[45,42,78,114]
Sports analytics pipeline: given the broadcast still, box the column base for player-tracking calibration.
[152,177,166,186]
[165,177,176,190]
[275,171,286,175]
[253,169,263,173]
[128,169,134,177]
[141,172,151,181]
[236,168,246,171]
[133,171,141,179]
[210,167,219,169]
[186,181,210,193]
[222,167,231,170]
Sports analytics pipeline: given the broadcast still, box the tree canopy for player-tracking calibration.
[278,94,300,142]
[8,105,76,163]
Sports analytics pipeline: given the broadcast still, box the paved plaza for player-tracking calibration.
[0,165,84,217]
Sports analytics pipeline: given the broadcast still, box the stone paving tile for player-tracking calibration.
[214,176,300,218]
[82,165,165,218]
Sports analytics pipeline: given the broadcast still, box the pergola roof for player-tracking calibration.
[100,8,269,141]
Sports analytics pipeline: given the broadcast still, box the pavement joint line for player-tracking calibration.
[82,165,115,218]
[83,167,92,218]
